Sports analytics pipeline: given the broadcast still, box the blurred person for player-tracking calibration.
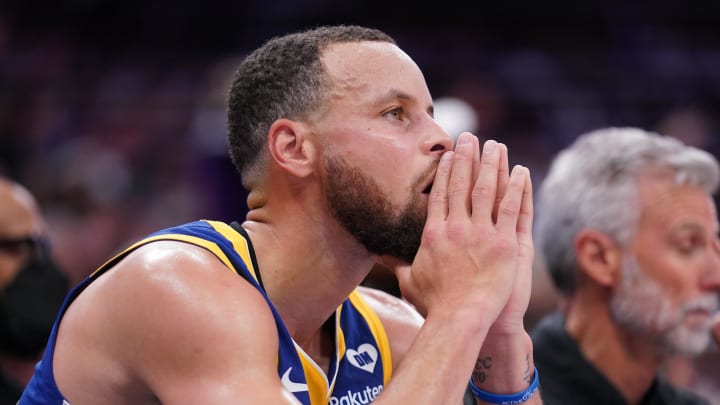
[20,25,540,404]
[532,127,720,405]
[655,106,720,404]
[0,178,69,403]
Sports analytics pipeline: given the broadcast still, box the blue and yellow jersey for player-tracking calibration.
[20,220,392,405]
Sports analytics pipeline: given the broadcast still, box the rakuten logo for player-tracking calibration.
[329,385,383,405]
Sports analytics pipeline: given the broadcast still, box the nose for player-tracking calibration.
[422,119,453,156]
[701,242,720,291]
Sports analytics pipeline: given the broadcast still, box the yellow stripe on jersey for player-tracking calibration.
[296,347,330,405]
[90,233,239,278]
[348,290,393,384]
[205,220,261,284]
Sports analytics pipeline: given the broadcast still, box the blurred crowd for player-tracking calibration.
[1,1,719,287]
[1,1,720,403]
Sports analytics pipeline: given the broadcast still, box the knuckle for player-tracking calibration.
[447,179,469,196]
[421,222,443,244]
[472,185,494,200]
[519,239,535,254]
[445,221,467,242]
[498,202,519,218]
[429,192,448,205]
[491,236,517,258]
[480,155,498,167]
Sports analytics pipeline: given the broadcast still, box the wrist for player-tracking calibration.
[469,367,539,405]
[483,327,531,352]
[474,332,534,393]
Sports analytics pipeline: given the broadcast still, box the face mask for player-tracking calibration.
[0,248,69,358]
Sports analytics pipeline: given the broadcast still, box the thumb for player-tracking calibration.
[394,264,428,317]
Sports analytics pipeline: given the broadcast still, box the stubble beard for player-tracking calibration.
[610,255,718,357]
[323,154,427,264]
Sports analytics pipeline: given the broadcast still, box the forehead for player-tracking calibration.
[636,174,718,233]
[320,41,431,105]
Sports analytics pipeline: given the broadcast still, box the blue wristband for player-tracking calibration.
[469,367,539,405]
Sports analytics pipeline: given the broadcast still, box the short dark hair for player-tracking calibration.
[227,25,395,181]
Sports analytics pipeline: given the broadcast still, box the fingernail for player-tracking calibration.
[456,133,471,145]
[483,140,497,153]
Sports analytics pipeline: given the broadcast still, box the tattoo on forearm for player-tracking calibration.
[472,356,492,383]
[523,353,532,384]
[472,354,533,386]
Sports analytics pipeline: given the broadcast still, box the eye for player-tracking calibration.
[675,234,702,255]
[382,107,403,121]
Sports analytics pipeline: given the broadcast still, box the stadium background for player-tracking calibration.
[1,0,719,301]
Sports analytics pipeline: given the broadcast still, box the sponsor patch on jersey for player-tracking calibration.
[346,343,378,373]
[329,384,383,405]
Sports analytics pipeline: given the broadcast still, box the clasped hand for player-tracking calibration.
[396,132,534,335]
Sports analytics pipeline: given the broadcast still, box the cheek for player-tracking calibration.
[349,145,415,181]
[637,253,698,302]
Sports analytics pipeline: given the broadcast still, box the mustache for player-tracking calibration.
[680,294,719,315]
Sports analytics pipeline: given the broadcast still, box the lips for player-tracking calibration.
[685,307,713,318]
[419,160,440,194]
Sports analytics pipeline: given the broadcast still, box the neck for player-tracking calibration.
[242,202,375,346]
[565,293,663,405]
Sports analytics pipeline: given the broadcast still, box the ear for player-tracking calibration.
[574,230,622,288]
[267,118,318,178]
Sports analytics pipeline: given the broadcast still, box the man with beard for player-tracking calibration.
[0,178,69,403]
[20,26,540,404]
[532,127,720,405]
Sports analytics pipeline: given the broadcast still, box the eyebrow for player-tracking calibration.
[373,89,434,116]
[672,222,719,235]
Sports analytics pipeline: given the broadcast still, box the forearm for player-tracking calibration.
[471,331,542,405]
[376,309,491,404]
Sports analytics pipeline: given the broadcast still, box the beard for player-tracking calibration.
[610,254,719,357]
[323,154,430,263]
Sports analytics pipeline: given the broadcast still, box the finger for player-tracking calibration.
[447,133,478,218]
[471,132,481,185]
[516,167,535,270]
[427,150,454,220]
[492,143,510,222]
[391,261,412,281]
[394,265,427,316]
[712,313,720,346]
[377,254,407,272]
[495,165,527,232]
[471,139,500,223]
[517,166,534,237]
[394,264,411,297]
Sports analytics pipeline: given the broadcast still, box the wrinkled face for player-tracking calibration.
[310,41,452,262]
[610,175,720,356]
[0,183,44,288]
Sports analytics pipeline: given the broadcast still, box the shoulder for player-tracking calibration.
[356,286,424,368]
[93,239,272,324]
[356,286,423,324]
[54,240,279,401]
[90,239,275,342]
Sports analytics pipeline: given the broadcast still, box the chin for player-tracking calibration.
[663,324,713,357]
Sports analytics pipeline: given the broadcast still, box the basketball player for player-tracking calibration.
[21,25,540,404]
